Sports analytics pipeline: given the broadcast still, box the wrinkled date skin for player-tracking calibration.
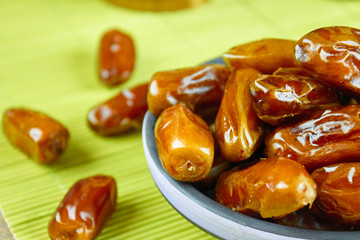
[88,83,148,136]
[215,68,265,162]
[155,103,214,182]
[147,64,230,118]
[295,26,360,96]
[99,29,135,87]
[215,157,316,218]
[266,105,360,172]
[249,74,339,126]
[3,108,70,164]
[48,175,117,240]
[311,163,360,225]
[223,38,296,74]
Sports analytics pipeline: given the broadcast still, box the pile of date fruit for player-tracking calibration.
[3,25,360,239]
[150,26,360,231]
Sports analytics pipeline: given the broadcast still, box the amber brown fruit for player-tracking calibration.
[88,83,148,136]
[223,38,296,74]
[312,163,360,225]
[154,103,214,182]
[147,64,230,118]
[294,26,360,96]
[215,157,316,218]
[249,74,339,126]
[3,108,70,164]
[48,175,117,240]
[215,68,265,162]
[99,29,135,87]
[266,105,360,172]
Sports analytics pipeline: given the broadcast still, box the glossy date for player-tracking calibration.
[3,108,70,164]
[48,175,117,240]
[223,38,296,74]
[215,68,265,162]
[311,163,360,225]
[249,74,339,126]
[154,103,214,182]
[266,105,360,171]
[88,83,148,136]
[295,26,360,96]
[147,64,230,118]
[99,29,135,87]
[215,157,316,218]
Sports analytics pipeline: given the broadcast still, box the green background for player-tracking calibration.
[0,0,359,239]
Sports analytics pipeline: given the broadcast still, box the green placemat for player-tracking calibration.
[0,0,359,239]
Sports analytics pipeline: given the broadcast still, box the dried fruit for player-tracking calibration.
[155,103,214,182]
[3,108,69,164]
[48,175,117,240]
[147,64,230,119]
[215,157,316,218]
[294,26,360,96]
[223,38,296,73]
[99,29,135,87]
[312,163,360,225]
[266,105,360,171]
[249,74,339,126]
[88,83,148,136]
[215,68,265,162]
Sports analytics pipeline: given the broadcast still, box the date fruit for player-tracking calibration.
[48,175,117,240]
[99,29,135,87]
[249,74,339,126]
[147,64,230,118]
[223,38,296,74]
[3,108,70,164]
[295,26,360,96]
[311,163,360,225]
[88,83,148,136]
[215,157,316,218]
[266,105,360,171]
[154,103,214,182]
[215,68,265,162]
